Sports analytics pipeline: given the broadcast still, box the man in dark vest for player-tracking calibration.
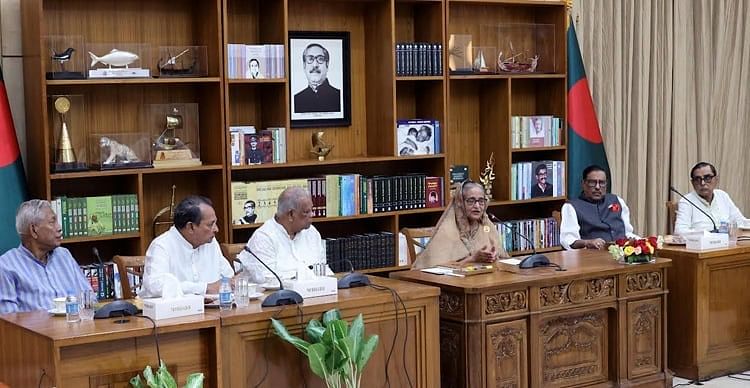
[560,165,638,250]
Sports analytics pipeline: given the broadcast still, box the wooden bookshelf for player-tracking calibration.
[22,0,566,268]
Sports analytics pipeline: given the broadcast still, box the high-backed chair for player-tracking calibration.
[113,255,146,300]
[220,243,246,271]
[666,201,679,235]
[400,227,435,265]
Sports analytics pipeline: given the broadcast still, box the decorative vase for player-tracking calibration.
[620,254,654,265]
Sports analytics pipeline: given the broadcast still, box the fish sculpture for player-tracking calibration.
[88,49,140,68]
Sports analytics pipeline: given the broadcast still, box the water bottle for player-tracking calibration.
[219,276,232,311]
[65,292,80,323]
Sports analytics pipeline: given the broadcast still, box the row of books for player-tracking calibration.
[81,263,116,300]
[51,194,140,239]
[511,115,564,149]
[396,119,441,155]
[395,42,443,76]
[324,231,396,272]
[511,160,566,200]
[497,217,561,253]
[231,175,444,225]
[226,44,285,79]
[229,126,287,165]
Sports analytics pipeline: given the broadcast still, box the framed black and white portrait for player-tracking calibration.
[289,31,351,128]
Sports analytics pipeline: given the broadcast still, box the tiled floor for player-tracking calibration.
[673,371,750,387]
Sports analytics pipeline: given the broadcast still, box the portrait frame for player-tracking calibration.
[289,31,351,128]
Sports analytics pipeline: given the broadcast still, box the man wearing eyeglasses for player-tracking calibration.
[293,43,341,113]
[560,165,638,250]
[674,162,747,234]
[238,186,331,283]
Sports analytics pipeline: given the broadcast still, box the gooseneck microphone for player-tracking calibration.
[243,246,303,307]
[487,213,565,271]
[312,258,370,289]
[669,186,718,233]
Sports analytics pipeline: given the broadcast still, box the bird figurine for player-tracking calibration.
[51,47,75,70]
[310,131,333,161]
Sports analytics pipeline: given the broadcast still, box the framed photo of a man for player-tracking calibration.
[289,31,351,128]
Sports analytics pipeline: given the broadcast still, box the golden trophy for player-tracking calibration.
[310,131,333,161]
[53,96,87,172]
[153,107,201,168]
[479,152,496,199]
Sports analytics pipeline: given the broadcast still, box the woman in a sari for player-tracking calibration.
[412,181,508,269]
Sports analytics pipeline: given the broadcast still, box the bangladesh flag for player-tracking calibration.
[0,67,27,254]
[567,17,611,197]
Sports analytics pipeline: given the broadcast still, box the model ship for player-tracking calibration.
[497,42,539,73]
[157,48,197,77]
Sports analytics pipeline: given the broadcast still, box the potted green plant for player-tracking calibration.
[129,361,204,388]
[271,308,379,388]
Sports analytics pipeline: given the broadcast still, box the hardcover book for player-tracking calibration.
[86,196,113,236]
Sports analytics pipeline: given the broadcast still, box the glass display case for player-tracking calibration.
[90,132,153,170]
[49,94,88,173]
[482,24,556,73]
[143,103,202,168]
[86,43,151,78]
[44,35,86,80]
[156,46,208,77]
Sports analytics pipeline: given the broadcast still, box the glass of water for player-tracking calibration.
[235,277,252,308]
[79,290,97,320]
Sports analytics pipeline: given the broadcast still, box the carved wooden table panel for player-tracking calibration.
[392,249,672,388]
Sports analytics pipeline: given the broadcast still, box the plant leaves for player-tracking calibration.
[347,314,364,360]
[129,375,145,388]
[157,361,177,388]
[142,365,157,387]
[356,335,379,371]
[307,342,330,379]
[322,309,341,326]
[305,319,325,343]
[271,317,311,355]
[322,320,349,345]
[183,373,204,388]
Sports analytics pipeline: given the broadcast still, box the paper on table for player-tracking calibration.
[498,258,522,266]
[420,267,455,275]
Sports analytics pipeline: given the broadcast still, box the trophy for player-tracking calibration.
[310,131,333,161]
[87,43,151,78]
[152,107,201,168]
[473,48,490,73]
[479,152,496,199]
[53,97,87,172]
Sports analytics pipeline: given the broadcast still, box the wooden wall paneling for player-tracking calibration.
[447,80,482,179]
[705,259,750,362]
[365,0,397,157]
[627,297,663,379]
[479,79,510,201]
[486,319,528,388]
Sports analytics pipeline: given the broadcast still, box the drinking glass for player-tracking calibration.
[729,221,738,246]
[79,290,97,320]
[235,277,252,308]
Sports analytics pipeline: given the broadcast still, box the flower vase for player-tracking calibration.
[620,254,654,265]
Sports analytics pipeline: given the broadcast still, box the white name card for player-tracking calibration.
[287,276,338,299]
[142,294,204,320]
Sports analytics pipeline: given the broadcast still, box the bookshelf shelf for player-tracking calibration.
[511,146,567,153]
[396,76,445,81]
[227,78,287,85]
[50,165,224,180]
[230,154,446,172]
[488,197,566,207]
[46,77,222,86]
[231,206,446,230]
[61,232,141,245]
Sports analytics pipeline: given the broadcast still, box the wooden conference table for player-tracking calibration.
[659,242,750,380]
[392,249,672,388]
[0,276,439,388]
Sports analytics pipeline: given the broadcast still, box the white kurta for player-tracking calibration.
[560,196,638,250]
[140,226,234,297]
[239,217,330,283]
[674,189,747,235]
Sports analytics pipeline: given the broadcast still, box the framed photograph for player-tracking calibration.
[289,31,351,128]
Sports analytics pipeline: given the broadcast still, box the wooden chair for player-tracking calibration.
[666,201,679,235]
[400,227,435,265]
[220,243,246,271]
[113,255,146,300]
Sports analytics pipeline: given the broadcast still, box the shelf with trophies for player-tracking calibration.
[87,43,151,79]
[481,23,556,74]
[156,46,208,78]
[50,95,88,173]
[45,35,86,80]
[145,103,202,169]
[91,133,153,170]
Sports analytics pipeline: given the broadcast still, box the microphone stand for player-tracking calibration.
[243,247,303,307]
[316,258,370,289]
[669,186,719,233]
[488,213,565,271]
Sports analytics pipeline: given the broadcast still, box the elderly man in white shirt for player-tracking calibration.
[239,186,331,284]
[674,162,748,235]
[141,196,235,297]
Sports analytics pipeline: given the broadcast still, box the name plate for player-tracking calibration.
[287,276,338,299]
[684,232,729,250]
[142,294,204,320]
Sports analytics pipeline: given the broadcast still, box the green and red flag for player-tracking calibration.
[0,66,27,253]
[567,16,611,197]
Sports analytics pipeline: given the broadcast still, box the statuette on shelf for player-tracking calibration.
[100,136,141,165]
[311,131,333,161]
[53,96,87,172]
[479,152,496,199]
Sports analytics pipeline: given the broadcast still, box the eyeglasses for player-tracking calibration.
[691,174,715,184]
[464,197,487,207]
[304,55,327,64]
[584,179,607,188]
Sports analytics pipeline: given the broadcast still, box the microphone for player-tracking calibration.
[317,258,370,289]
[92,247,104,267]
[92,247,105,299]
[243,246,303,307]
[669,186,718,233]
[487,213,565,271]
